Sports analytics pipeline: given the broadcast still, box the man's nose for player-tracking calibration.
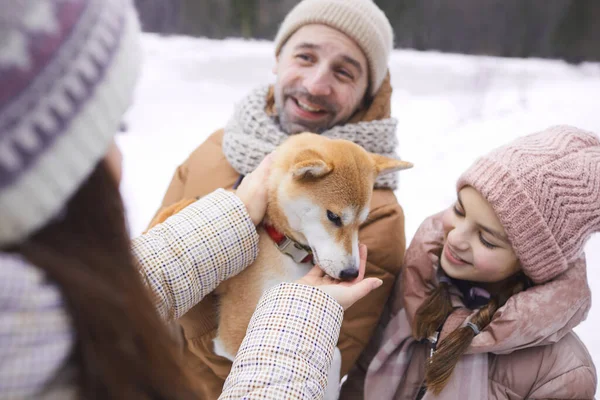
[304,68,332,97]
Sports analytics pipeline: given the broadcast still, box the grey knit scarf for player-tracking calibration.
[222,86,400,189]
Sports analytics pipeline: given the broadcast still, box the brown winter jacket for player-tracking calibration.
[153,76,407,399]
[340,212,597,400]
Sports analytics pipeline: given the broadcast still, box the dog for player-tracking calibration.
[149,133,412,398]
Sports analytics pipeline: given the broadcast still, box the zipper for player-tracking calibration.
[428,330,440,359]
[415,329,442,400]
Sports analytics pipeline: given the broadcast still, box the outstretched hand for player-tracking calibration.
[296,244,383,310]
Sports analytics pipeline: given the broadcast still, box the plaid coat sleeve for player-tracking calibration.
[0,253,74,399]
[132,189,259,321]
[220,283,344,400]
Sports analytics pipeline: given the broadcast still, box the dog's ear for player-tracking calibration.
[292,149,332,180]
[371,153,413,176]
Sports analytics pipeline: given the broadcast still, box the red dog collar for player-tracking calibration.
[263,224,314,264]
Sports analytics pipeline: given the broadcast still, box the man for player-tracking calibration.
[154,0,407,397]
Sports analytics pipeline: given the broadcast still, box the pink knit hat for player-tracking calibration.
[457,125,600,284]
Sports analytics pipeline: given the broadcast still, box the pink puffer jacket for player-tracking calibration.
[341,211,597,400]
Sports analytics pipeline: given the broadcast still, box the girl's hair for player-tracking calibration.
[11,160,197,399]
[413,273,529,395]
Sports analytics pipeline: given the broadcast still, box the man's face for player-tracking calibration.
[273,24,369,134]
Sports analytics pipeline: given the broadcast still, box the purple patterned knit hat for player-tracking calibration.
[458,125,600,284]
[0,0,141,245]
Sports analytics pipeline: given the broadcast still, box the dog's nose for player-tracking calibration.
[339,268,359,281]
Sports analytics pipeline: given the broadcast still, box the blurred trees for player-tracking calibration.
[376,0,600,62]
[133,0,600,62]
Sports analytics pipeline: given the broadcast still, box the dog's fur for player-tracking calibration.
[149,133,412,398]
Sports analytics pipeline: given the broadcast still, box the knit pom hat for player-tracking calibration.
[274,0,393,96]
[0,0,142,246]
[458,125,600,284]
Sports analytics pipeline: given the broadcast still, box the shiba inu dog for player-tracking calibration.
[148,132,412,398]
[213,133,411,398]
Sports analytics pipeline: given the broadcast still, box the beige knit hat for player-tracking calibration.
[274,0,394,96]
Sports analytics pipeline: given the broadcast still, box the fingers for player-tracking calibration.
[318,277,383,310]
[356,244,368,281]
[245,154,273,190]
[342,278,383,310]
[253,152,274,179]
[235,153,274,225]
[346,244,368,284]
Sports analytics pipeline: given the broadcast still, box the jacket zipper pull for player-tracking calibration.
[428,330,440,360]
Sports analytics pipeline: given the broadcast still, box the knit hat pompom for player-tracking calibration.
[0,0,142,246]
[274,0,393,96]
[458,125,600,284]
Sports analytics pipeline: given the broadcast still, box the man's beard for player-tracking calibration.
[274,87,339,134]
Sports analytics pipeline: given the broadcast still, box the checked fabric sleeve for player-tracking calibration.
[132,189,259,321]
[220,283,344,399]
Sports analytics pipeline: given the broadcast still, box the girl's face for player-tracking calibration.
[441,186,521,283]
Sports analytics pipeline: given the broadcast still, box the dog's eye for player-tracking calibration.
[327,210,343,227]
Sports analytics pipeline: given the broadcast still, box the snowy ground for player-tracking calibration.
[121,34,600,391]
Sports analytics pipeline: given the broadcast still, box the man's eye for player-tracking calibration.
[327,210,342,227]
[337,69,353,80]
[296,54,312,62]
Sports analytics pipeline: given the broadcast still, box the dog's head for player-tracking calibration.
[266,133,412,280]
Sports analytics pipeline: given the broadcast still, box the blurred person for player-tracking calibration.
[341,126,599,399]
[152,0,409,396]
[0,1,382,398]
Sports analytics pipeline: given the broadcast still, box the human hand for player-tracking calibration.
[296,244,383,310]
[235,153,273,225]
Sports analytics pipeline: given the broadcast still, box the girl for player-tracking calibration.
[0,1,380,399]
[342,125,599,399]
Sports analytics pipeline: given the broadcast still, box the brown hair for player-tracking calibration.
[413,273,529,395]
[12,160,197,399]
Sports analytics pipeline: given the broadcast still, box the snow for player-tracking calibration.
[120,34,600,390]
